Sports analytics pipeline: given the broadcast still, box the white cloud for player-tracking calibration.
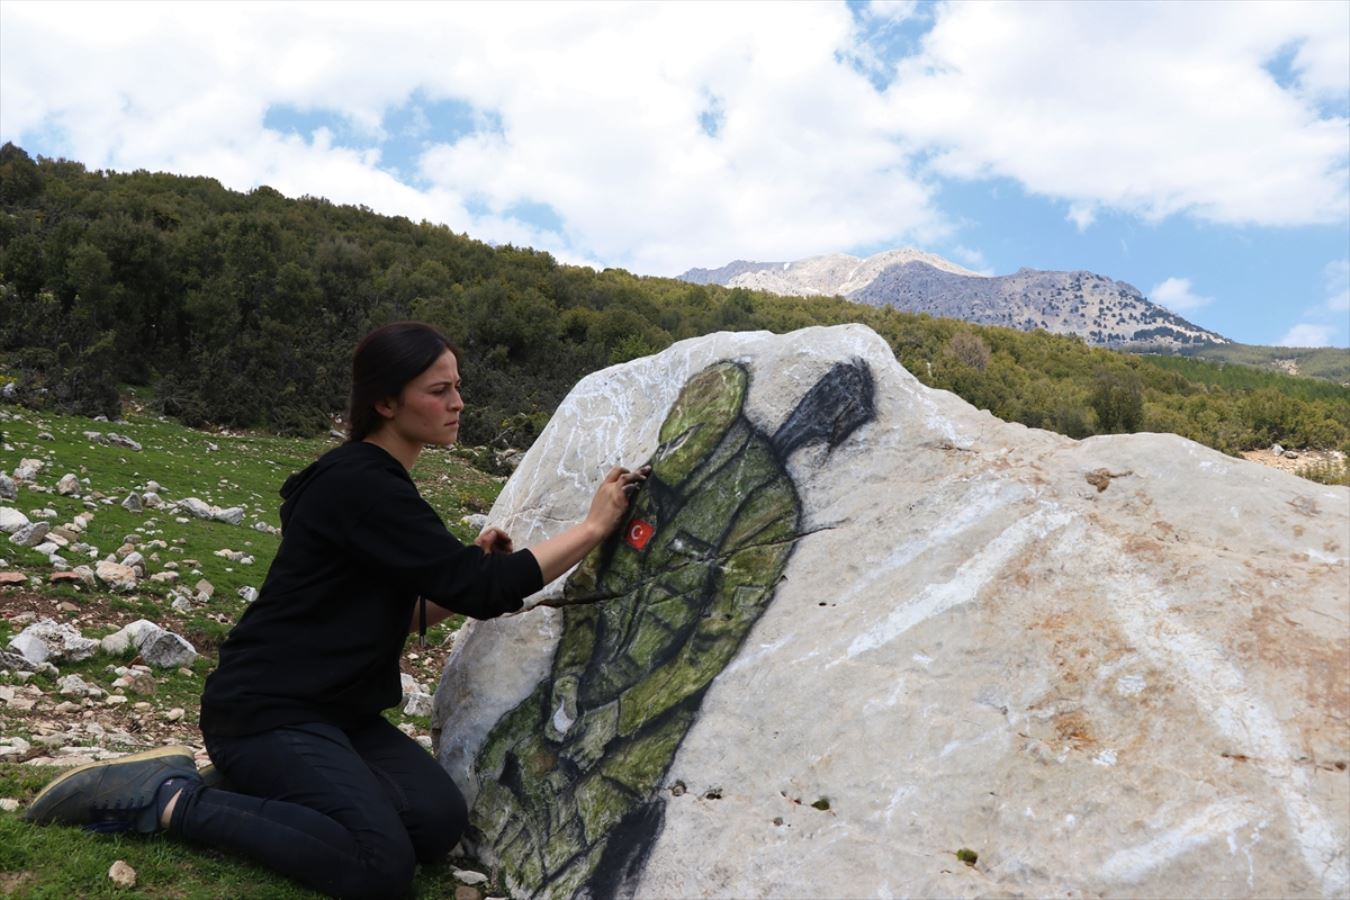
[0,1,947,275]
[0,0,1346,281]
[1278,323,1336,347]
[1324,259,1350,312]
[885,1,1349,227]
[1066,202,1096,232]
[1149,277,1213,313]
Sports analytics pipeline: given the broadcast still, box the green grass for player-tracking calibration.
[1,403,508,897]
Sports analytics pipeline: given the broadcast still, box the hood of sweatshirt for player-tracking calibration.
[279,442,400,529]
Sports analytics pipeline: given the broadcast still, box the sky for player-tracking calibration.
[1,0,1347,348]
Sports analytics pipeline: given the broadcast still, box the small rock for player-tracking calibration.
[149,571,180,585]
[0,798,19,812]
[142,491,164,509]
[9,521,50,548]
[0,474,15,500]
[238,586,258,603]
[94,560,139,593]
[213,507,245,526]
[57,674,106,699]
[170,595,193,613]
[454,887,482,900]
[0,572,25,586]
[179,498,213,520]
[140,631,197,669]
[100,619,164,656]
[56,474,80,496]
[121,493,142,513]
[108,859,137,888]
[13,458,44,481]
[403,692,434,717]
[163,707,185,722]
[195,579,214,599]
[452,868,489,886]
[106,433,142,452]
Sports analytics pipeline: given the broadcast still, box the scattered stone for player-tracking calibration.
[8,617,99,665]
[140,630,197,669]
[142,491,164,508]
[170,595,193,613]
[57,601,79,613]
[6,612,35,626]
[0,685,14,703]
[163,707,185,722]
[33,541,60,557]
[0,507,29,534]
[100,620,164,657]
[0,572,25,586]
[57,674,105,699]
[0,798,18,812]
[195,579,214,600]
[453,868,489,886]
[1283,450,1300,460]
[213,506,245,525]
[454,887,482,900]
[121,493,142,513]
[179,498,213,519]
[9,521,50,548]
[461,513,489,532]
[112,668,155,696]
[108,859,137,888]
[145,480,162,494]
[13,459,44,481]
[43,531,69,549]
[56,473,79,496]
[149,571,180,585]
[0,474,15,500]
[403,692,434,717]
[238,586,258,603]
[70,565,96,588]
[37,431,54,441]
[121,551,145,572]
[94,560,139,593]
[106,433,142,452]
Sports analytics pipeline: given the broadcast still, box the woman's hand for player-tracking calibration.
[584,466,651,537]
[474,527,514,554]
[527,464,651,584]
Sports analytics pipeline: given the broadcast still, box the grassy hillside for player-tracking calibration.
[0,404,505,898]
[1173,344,1350,386]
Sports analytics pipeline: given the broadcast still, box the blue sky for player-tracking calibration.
[1,0,1347,347]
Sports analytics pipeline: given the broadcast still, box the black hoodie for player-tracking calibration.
[200,441,542,737]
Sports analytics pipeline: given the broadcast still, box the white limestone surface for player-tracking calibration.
[434,325,1349,899]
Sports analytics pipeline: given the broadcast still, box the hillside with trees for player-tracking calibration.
[1,142,1346,470]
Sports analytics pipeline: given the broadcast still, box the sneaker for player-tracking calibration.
[196,762,234,793]
[25,745,199,834]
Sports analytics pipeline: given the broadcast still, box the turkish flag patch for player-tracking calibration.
[624,518,655,551]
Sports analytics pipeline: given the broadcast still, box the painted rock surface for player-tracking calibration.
[434,325,1350,900]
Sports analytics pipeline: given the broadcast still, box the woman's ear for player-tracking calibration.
[373,395,399,421]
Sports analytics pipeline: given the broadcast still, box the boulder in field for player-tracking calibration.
[94,560,139,593]
[0,508,29,534]
[0,474,15,500]
[433,325,1349,900]
[8,617,99,666]
[13,459,43,481]
[8,522,49,548]
[56,474,79,496]
[179,498,213,519]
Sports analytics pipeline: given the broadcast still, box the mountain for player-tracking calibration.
[678,249,1229,350]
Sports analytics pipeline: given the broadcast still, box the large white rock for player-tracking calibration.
[94,560,139,593]
[0,507,29,534]
[13,458,43,481]
[433,326,1350,900]
[8,618,99,665]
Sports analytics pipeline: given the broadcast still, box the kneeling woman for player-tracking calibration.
[27,321,647,898]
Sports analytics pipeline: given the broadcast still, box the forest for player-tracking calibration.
[1,142,1347,466]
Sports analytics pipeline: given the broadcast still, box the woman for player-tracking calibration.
[26,321,648,898]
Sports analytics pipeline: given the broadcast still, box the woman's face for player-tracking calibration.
[383,350,464,446]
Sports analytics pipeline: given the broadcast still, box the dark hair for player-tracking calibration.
[347,321,458,442]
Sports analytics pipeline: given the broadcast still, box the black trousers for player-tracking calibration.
[173,717,466,899]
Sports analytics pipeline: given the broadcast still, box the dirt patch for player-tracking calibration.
[1241,447,1346,477]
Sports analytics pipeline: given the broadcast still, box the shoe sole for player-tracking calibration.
[25,745,195,823]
